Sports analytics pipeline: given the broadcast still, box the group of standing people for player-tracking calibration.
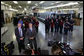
[15,16,39,54]
[45,16,74,35]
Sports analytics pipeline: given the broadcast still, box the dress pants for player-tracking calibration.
[51,27,53,32]
[60,26,63,34]
[35,26,38,33]
[55,26,59,32]
[70,26,73,32]
[28,38,37,51]
[45,26,49,33]
[45,26,47,33]
[17,40,25,53]
[64,28,68,35]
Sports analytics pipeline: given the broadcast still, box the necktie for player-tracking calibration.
[19,28,23,37]
[30,28,32,32]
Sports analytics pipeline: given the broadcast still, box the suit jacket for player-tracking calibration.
[26,26,36,39]
[51,22,54,28]
[15,27,25,42]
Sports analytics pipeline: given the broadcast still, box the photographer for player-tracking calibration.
[51,44,64,55]
[51,42,82,55]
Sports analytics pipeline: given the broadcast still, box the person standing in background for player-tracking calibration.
[59,19,63,34]
[64,19,69,35]
[55,19,59,32]
[35,19,39,33]
[45,18,50,33]
[69,19,74,32]
[50,19,54,32]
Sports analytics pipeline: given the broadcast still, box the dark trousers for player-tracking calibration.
[17,40,25,53]
[64,28,68,35]
[60,26,63,34]
[45,26,47,33]
[45,26,49,33]
[28,38,37,51]
[69,26,73,32]
[47,26,50,33]
[55,26,59,32]
[51,27,53,32]
[35,26,38,33]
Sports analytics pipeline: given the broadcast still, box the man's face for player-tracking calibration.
[18,23,21,27]
[29,23,32,28]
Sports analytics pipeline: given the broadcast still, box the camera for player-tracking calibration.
[1,41,14,55]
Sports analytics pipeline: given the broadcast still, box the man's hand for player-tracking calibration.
[30,37,34,40]
[20,37,24,40]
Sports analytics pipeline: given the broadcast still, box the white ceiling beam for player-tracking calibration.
[13,1,18,4]
[44,2,78,9]
[39,1,45,4]
[27,1,31,4]
[1,1,5,4]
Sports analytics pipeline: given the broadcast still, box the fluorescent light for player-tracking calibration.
[35,3,38,6]
[22,10,24,13]
[55,1,61,3]
[19,6,22,8]
[27,1,31,4]
[44,2,78,9]
[24,8,27,10]
[13,1,18,4]
[32,6,36,9]
[1,1,5,4]
[9,5,11,8]
[51,3,54,5]
[59,8,79,10]
[9,8,18,11]
[5,4,9,6]
[39,1,45,4]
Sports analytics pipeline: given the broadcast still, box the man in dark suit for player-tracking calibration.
[55,19,59,32]
[15,22,25,53]
[26,22,37,51]
[45,18,50,33]
[59,19,63,34]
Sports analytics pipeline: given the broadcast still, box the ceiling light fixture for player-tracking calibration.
[9,8,18,11]
[1,1,5,4]
[5,4,9,6]
[39,1,45,4]
[27,1,31,4]
[44,2,78,9]
[9,5,11,8]
[55,1,61,3]
[19,6,22,8]
[51,3,54,5]
[32,6,36,9]
[13,1,18,4]
[24,8,27,10]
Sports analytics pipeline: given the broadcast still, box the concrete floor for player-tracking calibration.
[1,20,83,55]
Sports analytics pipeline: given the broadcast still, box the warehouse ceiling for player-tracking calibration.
[1,1,83,11]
